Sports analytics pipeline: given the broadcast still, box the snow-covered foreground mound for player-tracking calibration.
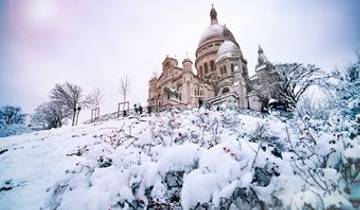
[0,109,358,210]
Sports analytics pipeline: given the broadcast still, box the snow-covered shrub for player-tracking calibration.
[297,94,333,121]
[0,123,28,137]
[248,121,287,154]
[275,97,359,209]
[0,105,27,137]
[24,91,357,210]
[279,116,359,209]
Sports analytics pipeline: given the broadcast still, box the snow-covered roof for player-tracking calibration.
[164,84,179,95]
[255,64,267,72]
[246,90,261,97]
[198,24,225,46]
[268,98,278,104]
[249,74,258,80]
[182,57,192,63]
[215,41,241,62]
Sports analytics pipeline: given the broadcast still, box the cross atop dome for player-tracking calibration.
[210,4,218,25]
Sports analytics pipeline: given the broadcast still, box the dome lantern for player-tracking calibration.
[210,4,218,25]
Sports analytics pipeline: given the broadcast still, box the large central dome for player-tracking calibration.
[198,6,237,47]
[198,24,226,46]
[195,6,242,80]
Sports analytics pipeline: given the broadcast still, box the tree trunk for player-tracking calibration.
[72,109,76,126]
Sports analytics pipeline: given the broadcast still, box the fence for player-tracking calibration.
[85,105,156,124]
[84,104,269,124]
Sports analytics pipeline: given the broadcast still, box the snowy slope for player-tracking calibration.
[0,108,358,210]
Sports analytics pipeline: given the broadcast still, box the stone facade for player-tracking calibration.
[247,46,281,111]
[147,6,279,111]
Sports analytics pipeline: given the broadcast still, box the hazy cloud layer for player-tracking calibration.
[0,0,359,119]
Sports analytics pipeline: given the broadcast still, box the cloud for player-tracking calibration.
[0,0,359,120]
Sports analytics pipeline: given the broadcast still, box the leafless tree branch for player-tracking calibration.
[118,75,131,103]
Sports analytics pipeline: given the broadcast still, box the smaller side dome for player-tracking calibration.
[182,57,193,72]
[215,41,242,62]
[162,56,178,68]
[182,58,192,64]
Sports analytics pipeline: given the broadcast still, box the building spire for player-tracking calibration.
[210,4,218,25]
[256,44,270,68]
[258,45,264,54]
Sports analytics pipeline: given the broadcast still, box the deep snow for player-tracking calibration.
[0,108,358,210]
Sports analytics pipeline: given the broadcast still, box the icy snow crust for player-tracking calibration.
[0,109,357,209]
[215,41,241,63]
[198,24,225,46]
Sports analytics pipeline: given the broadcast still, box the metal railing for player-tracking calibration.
[84,106,151,124]
[84,104,268,124]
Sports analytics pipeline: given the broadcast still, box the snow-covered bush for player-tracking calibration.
[0,123,28,137]
[3,71,358,210]
[271,54,360,209]
[0,105,27,137]
[31,102,66,130]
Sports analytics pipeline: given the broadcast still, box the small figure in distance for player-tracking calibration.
[138,105,143,115]
[134,104,138,114]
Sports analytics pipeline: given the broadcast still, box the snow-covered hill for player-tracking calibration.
[0,108,358,210]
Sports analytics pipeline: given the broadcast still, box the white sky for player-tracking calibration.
[0,0,359,121]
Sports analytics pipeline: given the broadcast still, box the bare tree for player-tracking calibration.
[85,87,104,109]
[49,82,85,126]
[274,63,327,111]
[118,75,131,103]
[31,102,65,129]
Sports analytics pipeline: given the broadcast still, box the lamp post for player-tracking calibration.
[75,106,81,126]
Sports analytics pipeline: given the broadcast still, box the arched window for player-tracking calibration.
[231,64,234,72]
[199,66,203,76]
[210,60,215,71]
[222,87,230,94]
[204,63,208,74]
[223,66,227,74]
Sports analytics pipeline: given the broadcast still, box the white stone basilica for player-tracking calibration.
[147,6,277,111]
